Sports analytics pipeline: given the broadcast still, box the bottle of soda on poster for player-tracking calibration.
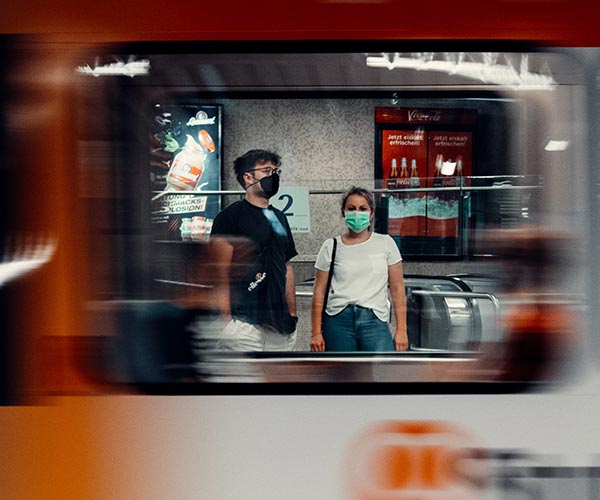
[433,154,443,187]
[396,157,409,190]
[387,158,399,190]
[399,157,408,177]
[409,159,420,188]
[456,155,464,186]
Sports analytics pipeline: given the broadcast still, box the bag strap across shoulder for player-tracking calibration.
[321,237,337,323]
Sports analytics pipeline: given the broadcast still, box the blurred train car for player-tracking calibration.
[2,1,600,500]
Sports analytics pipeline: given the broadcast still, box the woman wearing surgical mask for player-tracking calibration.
[310,186,408,352]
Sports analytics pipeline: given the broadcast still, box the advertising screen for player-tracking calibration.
[150,104,222,240]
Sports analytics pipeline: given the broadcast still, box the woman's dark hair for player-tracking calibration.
[233,149,281,188]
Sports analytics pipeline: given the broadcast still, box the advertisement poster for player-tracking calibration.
[376,107,476,253]
[150,104,222,240]
[427,131,472,237]
[382,129,427,236]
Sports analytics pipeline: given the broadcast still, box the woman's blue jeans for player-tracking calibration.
[322,304,394,352]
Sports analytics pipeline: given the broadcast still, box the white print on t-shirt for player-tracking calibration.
[248,272,267,292]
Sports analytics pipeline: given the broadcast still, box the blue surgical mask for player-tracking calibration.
[344,211,371,233]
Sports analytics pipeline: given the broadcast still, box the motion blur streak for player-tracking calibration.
[2,46,89,404]
[0,235,56,286]
[0,1,597,44]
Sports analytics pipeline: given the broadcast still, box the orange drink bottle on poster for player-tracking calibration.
[191,216,207,240]
[180,218,192,241]
[205,218,213,236]
[166,134,207,191]
[198,129,216,153]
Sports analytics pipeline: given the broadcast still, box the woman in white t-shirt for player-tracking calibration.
[310,186,408,352]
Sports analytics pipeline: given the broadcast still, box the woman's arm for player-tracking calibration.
[388,261,408,351]
[310,268,329,352]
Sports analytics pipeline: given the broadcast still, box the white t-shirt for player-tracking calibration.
[314,232,402,322]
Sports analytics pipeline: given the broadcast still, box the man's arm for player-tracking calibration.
[310,268,328,352]
[210,237,234,323]
[285,261,297,318]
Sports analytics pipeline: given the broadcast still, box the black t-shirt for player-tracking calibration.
[211,199,298,333]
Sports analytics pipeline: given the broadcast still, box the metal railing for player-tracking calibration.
[410,289,500,313]
[151,175,542,201]
[151,177,542,258]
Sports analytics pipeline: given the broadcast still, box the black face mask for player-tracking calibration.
[260,173,280,197]
[248,173,280,198]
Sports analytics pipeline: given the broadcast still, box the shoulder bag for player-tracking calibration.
[321,237,337,326]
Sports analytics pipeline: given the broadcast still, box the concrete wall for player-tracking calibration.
[213,96,513,264]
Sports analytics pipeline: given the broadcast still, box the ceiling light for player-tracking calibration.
[366,52,556,90]
[544,140,569,151]
[76,58,150,77]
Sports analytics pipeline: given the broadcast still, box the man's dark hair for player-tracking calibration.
[234,149,281,188]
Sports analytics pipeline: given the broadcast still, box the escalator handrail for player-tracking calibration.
[409,289,500,339]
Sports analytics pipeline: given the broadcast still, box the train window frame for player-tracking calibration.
[73,41,588,394]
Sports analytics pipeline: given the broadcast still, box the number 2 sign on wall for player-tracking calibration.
[270,186,310,233]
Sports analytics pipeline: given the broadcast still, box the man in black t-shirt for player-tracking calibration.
[210,150,298,351]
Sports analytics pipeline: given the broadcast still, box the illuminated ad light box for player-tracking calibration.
[376,107,476,257]
[150,104,223,241]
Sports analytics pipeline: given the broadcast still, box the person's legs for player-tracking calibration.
[355,306,394,352]
[216,319,264,351]
[263,327,297,351]
[322,306,359,351]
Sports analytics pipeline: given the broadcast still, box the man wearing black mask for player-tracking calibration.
[210,150,298,350]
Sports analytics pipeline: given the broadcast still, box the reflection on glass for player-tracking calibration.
[63,48,585,390]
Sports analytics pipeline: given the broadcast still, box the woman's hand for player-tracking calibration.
[394,330,409,351]
[388,261,408,352]
[310,333,325,352]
